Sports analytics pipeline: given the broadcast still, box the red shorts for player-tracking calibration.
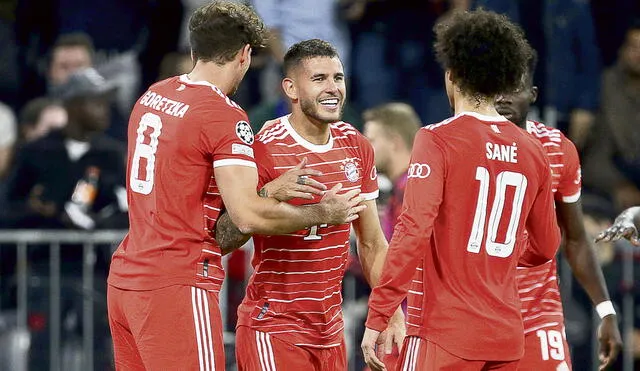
[235,326,347,371]
[518,326,572,370]
[397,336,520,371]
[108,284,225,371]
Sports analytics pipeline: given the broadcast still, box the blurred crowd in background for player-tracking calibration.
[0,0,639,370]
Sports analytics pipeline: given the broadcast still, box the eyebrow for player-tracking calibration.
[310,72,345,79]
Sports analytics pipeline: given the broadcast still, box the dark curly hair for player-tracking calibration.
[434,9,532,99]
[189,1,267,64]
[283,39,340,76]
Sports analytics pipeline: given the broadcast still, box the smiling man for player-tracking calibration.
[214,39,405,370]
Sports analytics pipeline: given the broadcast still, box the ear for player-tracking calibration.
[282,77,297,101]
[239,44,251,65]
[530,86,539,104]
[446,69,453,84]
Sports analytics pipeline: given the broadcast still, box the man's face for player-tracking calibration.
[49,46,92,87]
[66,95,110,132]
[621,30,640,76]
[495,74,537,127]
[364,120,393,174]
[26,105,68,142]
[293,57,346,124]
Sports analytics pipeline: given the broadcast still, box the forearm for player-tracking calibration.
[215,211,251,255]
[564,237,611,305]
[235,196,327,235]
[357,239,388,287]
[621,206,640,229]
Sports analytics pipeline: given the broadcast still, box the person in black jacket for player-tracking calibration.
[3,67,127,230]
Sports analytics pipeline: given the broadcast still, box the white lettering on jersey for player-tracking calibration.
[486,142,518,163]
[408,163,431,179]
[139,90,190,118]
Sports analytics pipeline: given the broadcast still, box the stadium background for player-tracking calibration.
[0,0,638,370]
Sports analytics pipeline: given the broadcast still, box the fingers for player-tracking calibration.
[295,168,324,178]
[328,183,343,194]
[384,331,393,355]
[350,204,368,215]
[293,157,308,170]
[298,178,327,192]
[362,346,386,371]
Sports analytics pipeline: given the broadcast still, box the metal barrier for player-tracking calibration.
[0,230,635,371]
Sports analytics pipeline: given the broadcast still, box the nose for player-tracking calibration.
[495,94,511,104]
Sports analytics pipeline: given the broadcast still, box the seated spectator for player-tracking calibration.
[2,68,127,230]
[47,32,94,93]
[583,20,640,211]
[18,97,67,143]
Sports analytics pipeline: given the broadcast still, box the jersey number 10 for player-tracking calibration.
[130,113,163,195]
[466,166,528,258]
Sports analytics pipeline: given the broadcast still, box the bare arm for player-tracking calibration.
[216,211,251,255]
[353,199,405,356]
[214,165,365,235]
[558,199,622,369]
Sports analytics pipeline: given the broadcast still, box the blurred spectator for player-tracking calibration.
[18,97,67,143]
[362,102,420,240]
[583,20,640,211]
[345,0,462,125]
[471,0,601,149]
[157,51,192,81]
[0,102,16,179]
[2,68,127,230]
[47,33,94,93]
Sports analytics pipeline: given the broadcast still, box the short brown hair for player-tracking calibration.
[434,9,532,99]
[51,32,94,59]
[188,1,267,64]
[363,103,421,149]
[283,39,340,76]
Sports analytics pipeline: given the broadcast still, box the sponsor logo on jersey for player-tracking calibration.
[574,168,582,185]
[407,163,431,179]
[235,121,254,145]
[370,166,377,181]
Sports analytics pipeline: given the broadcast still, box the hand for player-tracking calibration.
[319,183,367,224]
[361,327,386,371]
[28,184,57,217]
[261,157,326,201]
[595,212,640,246]
[597,315,622,370]
[376,307,406,359]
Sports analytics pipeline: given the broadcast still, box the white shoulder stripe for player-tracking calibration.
[213,159,256,168]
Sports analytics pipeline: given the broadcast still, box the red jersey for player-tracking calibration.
[517,121,581,334]
[108,75,257,293]
[366,112,561,361]
[236,115,378,347]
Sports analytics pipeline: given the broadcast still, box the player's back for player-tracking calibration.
[410,113,559,360]
[108,75,255,293]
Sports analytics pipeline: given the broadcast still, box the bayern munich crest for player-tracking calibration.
[341,159,360,182]
[235,120,254,145]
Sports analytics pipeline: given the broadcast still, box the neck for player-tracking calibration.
[389,151,412,182]
[288,108,331,145]
[188,60,237,95]
[453,90,501,117]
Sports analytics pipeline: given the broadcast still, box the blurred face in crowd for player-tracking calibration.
[24,105,68,142]
[621,29,640,77]
[495,74,538,128]
[65,95,110,133]
[49,46,93,87]
[286,56,345,124]
[364,120,394,175]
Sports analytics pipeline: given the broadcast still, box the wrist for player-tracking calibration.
[596,300,616,319]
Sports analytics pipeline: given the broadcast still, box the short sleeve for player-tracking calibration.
[358,134,379,200]
[253,140,277,189]
[200,106,256,169]
[555,135,581,203]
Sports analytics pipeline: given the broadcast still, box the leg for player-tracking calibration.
[107,284,145,371]
[235,326,313,370]
[315,337,348,371]
[517,326,572,371]
[124,285,225,371]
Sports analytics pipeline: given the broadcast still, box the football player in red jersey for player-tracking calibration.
[495,50,622,371]
[215,39,405,371]
[107,3,365,371]
[362,10,561,371]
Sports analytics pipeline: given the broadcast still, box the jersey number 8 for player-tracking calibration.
[130,112,163,195]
